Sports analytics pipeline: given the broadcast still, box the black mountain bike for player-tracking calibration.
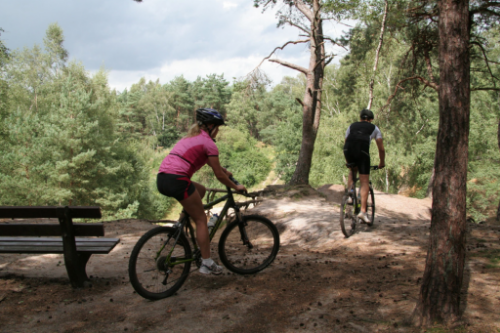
[340,164,381,238]
[128,177,280,300]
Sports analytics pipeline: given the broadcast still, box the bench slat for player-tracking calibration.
[0,246,117,254]
[0,238,120,254]
[0,206,101,219]
[0,240,119,247]
[0,237,116,243]
[0,223,105,237]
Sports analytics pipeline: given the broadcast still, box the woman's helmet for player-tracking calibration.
[196,108,225,126]
[360,108,374,120]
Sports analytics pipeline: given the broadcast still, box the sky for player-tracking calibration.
[0,0,351,92]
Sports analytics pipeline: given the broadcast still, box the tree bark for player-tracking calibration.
[413,0,470,326]
[289,0,325,185]
[497,117,500,222]
[367,0,389,110]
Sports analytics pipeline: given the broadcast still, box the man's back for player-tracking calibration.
[345,121,382,145]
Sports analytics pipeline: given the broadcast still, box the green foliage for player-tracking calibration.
[191,127,272,189]
[0,28,8,138]
[0,28,9,66]
[272,104,303,183]
[157,125,180,148]
[0,25,170,220]
[3,16,500,222]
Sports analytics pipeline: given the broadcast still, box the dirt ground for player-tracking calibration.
[1,185,499,333]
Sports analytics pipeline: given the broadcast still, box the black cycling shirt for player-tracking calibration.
[345,122,383,145]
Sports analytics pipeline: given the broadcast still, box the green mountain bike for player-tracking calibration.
[128,177,280,300]
[340,164,380,238]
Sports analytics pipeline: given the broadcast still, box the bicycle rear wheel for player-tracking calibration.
[218,215,280,274]
[340,189,357,238]
[366,186,375,226]
[128,227,192,300]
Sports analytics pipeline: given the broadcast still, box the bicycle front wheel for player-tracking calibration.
[128,227,192,300]
[218,215,280,274]
[340,190,357,238]
[366,186,375,226]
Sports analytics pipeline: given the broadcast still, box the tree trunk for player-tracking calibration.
[367,0,389,110]
[413,0,470,326]
[289,0,325,185]
[497,117,500,222]
[426,167,435,198]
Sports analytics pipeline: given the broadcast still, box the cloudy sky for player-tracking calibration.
[0,0,350,91]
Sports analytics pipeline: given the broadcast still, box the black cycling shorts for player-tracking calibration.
[343,141,371,175]
[157,173,196,202]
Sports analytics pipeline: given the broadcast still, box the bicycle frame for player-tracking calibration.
[159,184,246,268]
[346,164,379,214]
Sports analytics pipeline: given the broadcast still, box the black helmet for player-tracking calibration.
[360,108,374,120]
[196,108,225,126]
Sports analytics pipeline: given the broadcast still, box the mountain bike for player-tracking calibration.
[340,164,381,238]
[128,177,280,300]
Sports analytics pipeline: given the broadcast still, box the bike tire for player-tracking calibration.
[366,186,375,226]
[340,189,357,238]
[128,227,192,300]
[218,215,280,274]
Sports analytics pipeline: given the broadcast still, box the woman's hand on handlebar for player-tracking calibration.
[235,184,247,194]
[378,163,385,169]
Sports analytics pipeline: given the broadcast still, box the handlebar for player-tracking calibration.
[229,175,240,185]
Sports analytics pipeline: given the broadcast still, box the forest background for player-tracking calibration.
[1,2,499,222]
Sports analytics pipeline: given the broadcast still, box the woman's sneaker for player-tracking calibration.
[199,262,223,275]
[346,190,354,204]
[357,212,371,224]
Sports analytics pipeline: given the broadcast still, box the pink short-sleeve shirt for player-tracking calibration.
[158,130,219,178]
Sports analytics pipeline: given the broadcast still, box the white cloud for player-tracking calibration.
[2,0,352,93]
[107,53,312,92]
[222,1,238,9]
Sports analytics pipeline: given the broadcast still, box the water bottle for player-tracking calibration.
[208,214,218,233]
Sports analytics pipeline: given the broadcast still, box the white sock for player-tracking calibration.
[202,258,214,266]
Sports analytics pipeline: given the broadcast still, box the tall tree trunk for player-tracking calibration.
[367,0,389,110]
[413,0,470,326]
[497,118,500,222]
[426,167,435,198]
[290,0,325,185]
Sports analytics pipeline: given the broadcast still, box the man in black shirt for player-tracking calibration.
[343,109,386,223]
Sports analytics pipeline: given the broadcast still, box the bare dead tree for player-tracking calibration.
[367,0,389,110]
[251,0,346,185]
[498,114,500,222]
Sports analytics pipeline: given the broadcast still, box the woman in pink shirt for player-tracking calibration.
[157,108,246,275]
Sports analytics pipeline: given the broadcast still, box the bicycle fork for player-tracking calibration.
[235,208,254,249]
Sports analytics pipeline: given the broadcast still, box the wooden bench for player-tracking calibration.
[0,206,120,288]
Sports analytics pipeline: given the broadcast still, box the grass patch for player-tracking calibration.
[425,325,468,333]
[470,249,500,268]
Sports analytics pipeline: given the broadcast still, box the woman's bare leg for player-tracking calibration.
[191,181,206,200]
[179,189,210,259]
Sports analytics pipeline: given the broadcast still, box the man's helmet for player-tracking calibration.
[196,108,225,126]
[360,108,374,120]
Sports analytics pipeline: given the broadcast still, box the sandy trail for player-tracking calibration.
[1,185,499,333]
